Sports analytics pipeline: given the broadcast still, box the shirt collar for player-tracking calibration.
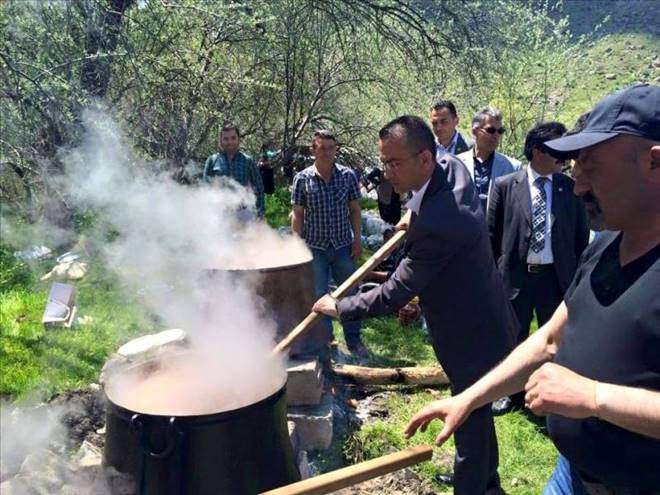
[312,163,336,178]
[527,165,553,185]
[473,148,495,165]
[435,131,459,153]
[404,176,432,214]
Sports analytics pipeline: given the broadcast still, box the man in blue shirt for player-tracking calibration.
[291,130,365,356]
[203,122,265,217]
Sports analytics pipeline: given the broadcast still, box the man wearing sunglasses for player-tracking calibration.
[487,122,590,414]
[457,107,521,212]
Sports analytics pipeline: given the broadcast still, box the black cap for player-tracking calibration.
[545,84,660,158]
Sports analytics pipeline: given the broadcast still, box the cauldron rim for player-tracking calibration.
[105,376,287,423]
[104,351,287,420]
[206,256,313,274]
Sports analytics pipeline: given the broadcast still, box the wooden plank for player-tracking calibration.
[260,445,433,495]
[333,364,449,386]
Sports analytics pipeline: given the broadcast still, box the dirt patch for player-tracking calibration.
[333,468,440,495]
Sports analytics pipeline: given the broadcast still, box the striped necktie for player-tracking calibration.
[530,177,549,253]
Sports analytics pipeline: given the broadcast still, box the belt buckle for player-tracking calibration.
[528,264,541,273]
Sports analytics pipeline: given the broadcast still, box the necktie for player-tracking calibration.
[530,177,548,253]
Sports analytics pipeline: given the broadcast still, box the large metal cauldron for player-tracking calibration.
[210,257,330,358]
[103,357,300,495]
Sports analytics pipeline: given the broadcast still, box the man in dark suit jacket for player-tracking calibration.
[314,116,517,495]
[488,122,589,409]
[430,99,473,161]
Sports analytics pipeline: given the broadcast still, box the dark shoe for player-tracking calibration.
[347,340,369,359]
[491,396,514,416]
[434,472,454,485]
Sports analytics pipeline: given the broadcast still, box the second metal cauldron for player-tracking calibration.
[208,255,330,357]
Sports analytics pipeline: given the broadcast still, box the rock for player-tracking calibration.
[0,477,33,495]
[13,246,52,262]
[605,73,617,80]
[40,261,88,281]
[652,59,660,68]
[75,441,102,469]
[288,393,334,450]
[286,358,324,406]
[297,450,313,480]
[19,449,70,480]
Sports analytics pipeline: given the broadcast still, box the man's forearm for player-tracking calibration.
[291,210,303,236]
[462,303,566,409]
[595,383,660,440]
[350,208,361,240]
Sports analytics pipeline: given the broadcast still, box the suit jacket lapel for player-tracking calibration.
[551,175,568,234]
[514,170,532,228]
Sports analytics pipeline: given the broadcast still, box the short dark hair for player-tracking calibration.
[379,115,436,156]
[312,129,337,144]
[430,99,458,117]
[221,122,240,137]
[472,107,502,128]
[524,121,567,161]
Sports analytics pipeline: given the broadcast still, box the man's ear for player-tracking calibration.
[649,145,660,171]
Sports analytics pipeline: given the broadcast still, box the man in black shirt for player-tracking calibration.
[404,84,660,494]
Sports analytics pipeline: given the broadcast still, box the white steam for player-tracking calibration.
[56,108,309,413]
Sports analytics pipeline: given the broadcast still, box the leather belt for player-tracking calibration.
[527,263,553,274]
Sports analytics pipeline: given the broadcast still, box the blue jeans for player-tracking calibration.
[543,456,588,495]
[311,245,362,344]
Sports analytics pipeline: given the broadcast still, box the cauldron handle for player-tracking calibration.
[131,414,182,459]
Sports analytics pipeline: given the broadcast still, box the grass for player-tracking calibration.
[265,187,292,228]
[332,307,554,493]
[0,245,153,399]
[559,32,660,125]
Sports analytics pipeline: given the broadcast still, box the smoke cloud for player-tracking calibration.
[56,107,313,413]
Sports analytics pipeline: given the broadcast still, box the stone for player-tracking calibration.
[75,440,102,469]
[297,450,313,480]
[19,448,70,479]
[288,420,301,457]
[0,477,37,495]
[605,73,617,80]
[287,393,334,450]
[286,358,323,406]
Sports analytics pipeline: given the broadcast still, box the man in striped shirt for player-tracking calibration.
[203,122,265,217]
[291,130,366,357]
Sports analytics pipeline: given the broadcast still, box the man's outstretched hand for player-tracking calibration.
[312,294,338,318]
[404,395,472,446]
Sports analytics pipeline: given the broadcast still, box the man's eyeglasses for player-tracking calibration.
[380,149,424,171]
[483,126,506,135]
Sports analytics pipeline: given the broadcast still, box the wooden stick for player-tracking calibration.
[273,228,407,354]
[259,445,432,495]
[333,364,449,386]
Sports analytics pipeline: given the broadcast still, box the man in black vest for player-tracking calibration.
[488,122,590,412]
[405,84,660,494]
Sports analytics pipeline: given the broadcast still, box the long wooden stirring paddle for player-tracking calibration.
[259,444,432,495]
[273,227,407,354]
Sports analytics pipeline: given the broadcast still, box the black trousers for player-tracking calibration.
[452,400,500,494]
[510,265,563,408]
[511,265,563,343]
